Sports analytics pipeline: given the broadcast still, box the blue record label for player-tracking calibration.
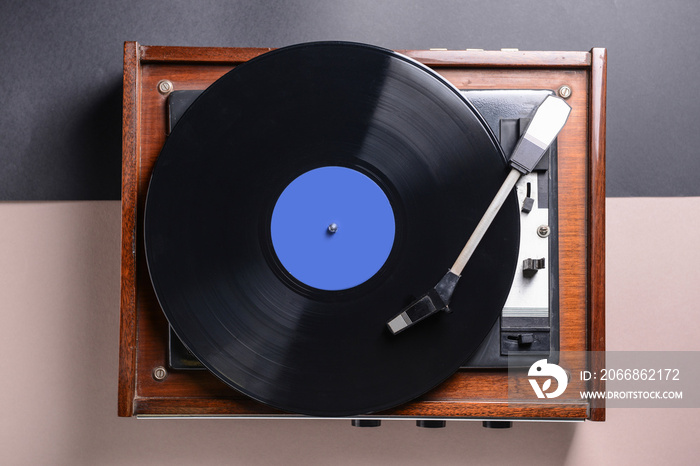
[271,166,395,291]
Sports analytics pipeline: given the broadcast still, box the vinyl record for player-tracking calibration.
[144,42,520,416]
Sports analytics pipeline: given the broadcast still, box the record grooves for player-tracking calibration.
[144,42,520,416]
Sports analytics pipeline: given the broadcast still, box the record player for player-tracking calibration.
[119,42,606,424]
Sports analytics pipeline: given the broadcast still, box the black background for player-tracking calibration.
[1,0,698,200]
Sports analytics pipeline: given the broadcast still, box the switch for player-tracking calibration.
[522,182,534,213]
[417,420,446,428]
[523,258,545,276]
[351,420,381,427]
[518,333,534,345]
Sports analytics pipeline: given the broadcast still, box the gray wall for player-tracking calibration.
[2,0,699,199]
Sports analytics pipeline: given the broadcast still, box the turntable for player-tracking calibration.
[119,42,606,424]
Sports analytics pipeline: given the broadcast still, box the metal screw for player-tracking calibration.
[157,80,173,95]
[152,366,168,381]
[558,85,572,99]
[328,223,338,234]
[537,225,551,238]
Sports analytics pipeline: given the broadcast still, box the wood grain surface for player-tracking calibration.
[118,41,140,418]
[588,48,607,421]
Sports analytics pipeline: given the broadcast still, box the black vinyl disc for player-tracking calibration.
[145,42,520,416]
